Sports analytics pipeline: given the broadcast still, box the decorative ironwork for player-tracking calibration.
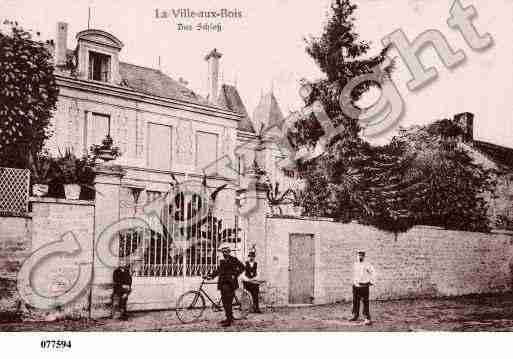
[119,190,243,277]
[0,167,30,216]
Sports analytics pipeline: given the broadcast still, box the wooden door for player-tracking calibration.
[289,233,314,304]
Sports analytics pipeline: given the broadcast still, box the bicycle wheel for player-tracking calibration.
[175,290,206,323]
[232,288,252,320]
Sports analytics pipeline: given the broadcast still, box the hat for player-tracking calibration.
[218,243,231,252]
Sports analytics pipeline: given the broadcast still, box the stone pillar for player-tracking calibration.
[90,164,124,318]
[239,143,270,279]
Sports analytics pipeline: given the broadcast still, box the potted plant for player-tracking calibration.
[29,150,56,197]
[90,134,121,163]
[56,148,93,200]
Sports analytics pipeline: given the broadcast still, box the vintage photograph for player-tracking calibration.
[0,0,512,339]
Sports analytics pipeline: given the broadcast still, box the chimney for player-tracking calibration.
[55,22,68,67]
[453,112,474,142]
[205,48,222,103]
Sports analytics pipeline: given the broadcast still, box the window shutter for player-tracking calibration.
[148,123,172,170]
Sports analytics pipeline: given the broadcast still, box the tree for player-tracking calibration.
[382,120,496,232]
[294,0,391,146]
[292,0,393,225]
[292,1,494,232]
[0,21,59,168]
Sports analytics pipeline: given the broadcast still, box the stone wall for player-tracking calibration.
[27,198,94,318]
[0,216,31,315]
[1,198,94,319]
[263,217,513,306]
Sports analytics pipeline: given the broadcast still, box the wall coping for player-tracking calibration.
[266,215,335,222]
[265,217,513,237]
[29,197,95,207]
[0,213,31,219]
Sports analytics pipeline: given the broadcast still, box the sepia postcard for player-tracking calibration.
[0,0,512,356]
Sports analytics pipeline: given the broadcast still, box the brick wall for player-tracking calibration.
[0,216,31,314]
[264,217,513,306]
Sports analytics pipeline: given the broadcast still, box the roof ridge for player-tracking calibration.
[119,61,162,73]
[474,139,513,151]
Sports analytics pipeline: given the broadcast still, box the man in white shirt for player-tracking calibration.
[350,250,376,325]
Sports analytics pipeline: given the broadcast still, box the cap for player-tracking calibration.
[218,243,232,252]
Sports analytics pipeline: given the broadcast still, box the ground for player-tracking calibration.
[2,293,513,331]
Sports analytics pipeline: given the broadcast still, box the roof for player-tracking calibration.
[59,48,248,121]
[217,84,254,133]
[118,62,211,106]
[252,92,285,133]
[473,140,513,170]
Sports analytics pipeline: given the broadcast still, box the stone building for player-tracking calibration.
[46,22,295,199]
[38,22,301,312]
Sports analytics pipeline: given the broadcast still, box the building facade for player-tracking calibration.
[41,22,303,311]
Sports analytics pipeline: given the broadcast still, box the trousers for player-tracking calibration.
[111,290,130,318]
[220,284,235,321]
[352,284,370,319]
[243,282,260,311]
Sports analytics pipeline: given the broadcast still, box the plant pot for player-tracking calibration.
[292,206,303,217]
[64,184,81,200]
[98,148,116,162]
[32,184,49,197]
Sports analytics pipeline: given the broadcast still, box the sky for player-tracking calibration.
[1,0,512,147]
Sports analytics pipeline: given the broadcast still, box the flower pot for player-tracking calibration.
[292,206,303,217]
[98,148,116,162]
[64,184,81,200]
[32,184,49,197]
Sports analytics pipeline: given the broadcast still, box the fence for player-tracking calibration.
[119,189,243,278]
[0,167,30,216]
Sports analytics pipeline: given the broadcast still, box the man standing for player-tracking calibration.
[112,263,132,320]
[208,243,245,327]
[349,250,376,325]
[241,250,262,313]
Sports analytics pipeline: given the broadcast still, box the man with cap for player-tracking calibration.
[241,249,262,313]
[207,243,245,327]
[349,250,376,325]
[112,262,132,320]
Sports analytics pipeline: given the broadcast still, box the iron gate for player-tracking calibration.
[119,188,243,277]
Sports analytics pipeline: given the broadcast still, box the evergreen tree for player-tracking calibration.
[292,1,494,232]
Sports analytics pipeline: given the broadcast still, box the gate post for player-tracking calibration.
[90,164,124,318]
[239,147,270,280]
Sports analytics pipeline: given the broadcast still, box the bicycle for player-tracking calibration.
[175,277,253,324]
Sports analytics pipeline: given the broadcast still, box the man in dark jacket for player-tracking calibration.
[112,263,132,320]
[208,243,245,327]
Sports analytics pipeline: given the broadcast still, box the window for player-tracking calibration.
[88,51,111,82]
[148,123,172,170]
[86,113,110,149]
[196,131,218,173]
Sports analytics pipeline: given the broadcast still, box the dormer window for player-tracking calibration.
[89,51,111,82]
[75,29,123,84]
